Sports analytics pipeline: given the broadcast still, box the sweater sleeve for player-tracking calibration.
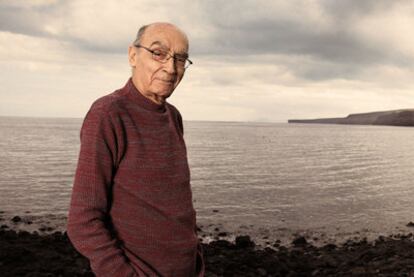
[196,241,205,277]
[67,103,137,277]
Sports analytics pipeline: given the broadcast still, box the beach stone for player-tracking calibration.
[12,216,22,223]
[292,236,308,246]
[324,256,339,268]
[256,267,267,276]
[210,239,232,248]
[18,230,31,237]
[351,266,366,275]
[323,243,337,251]
[235,235,255,248]
[212,209,219,213]
[407,222,414,227]
[217,232,228,237]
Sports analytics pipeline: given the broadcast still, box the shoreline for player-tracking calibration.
[3,211,413,248]
[2,223,414,276]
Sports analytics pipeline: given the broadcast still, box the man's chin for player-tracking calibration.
[154,88,174,97]
[153,91,173,102]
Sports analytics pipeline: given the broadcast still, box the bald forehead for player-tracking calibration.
[141,23,189,52]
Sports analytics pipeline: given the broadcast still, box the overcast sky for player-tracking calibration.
[0,0,413,122]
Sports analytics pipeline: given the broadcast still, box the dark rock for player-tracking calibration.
[11,216,22,223]
[235,235,255,248]
[256,267,267,276]
[323,243,337,250]
[351,266,366,275]
[406,222,414,227]
[217,232,228,237]
[212,209,219,213]
[292,236,308,246]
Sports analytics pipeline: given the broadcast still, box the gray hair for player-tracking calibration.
[133,24,149,46]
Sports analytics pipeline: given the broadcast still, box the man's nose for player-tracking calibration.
[163,56,177,74]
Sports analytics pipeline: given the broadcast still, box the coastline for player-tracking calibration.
[2,219,414,276]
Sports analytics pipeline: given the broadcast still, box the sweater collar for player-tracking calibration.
[125,77,166,113]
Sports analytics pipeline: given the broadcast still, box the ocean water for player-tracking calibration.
[1,116,414,244]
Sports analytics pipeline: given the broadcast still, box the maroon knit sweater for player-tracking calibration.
[67,78,204,277]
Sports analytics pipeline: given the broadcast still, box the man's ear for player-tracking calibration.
[128,45,137,67]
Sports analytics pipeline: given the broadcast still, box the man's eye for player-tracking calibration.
[153,50,167,58]
[175,56,186,63]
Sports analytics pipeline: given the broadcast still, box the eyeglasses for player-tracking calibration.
[134,44,193,69]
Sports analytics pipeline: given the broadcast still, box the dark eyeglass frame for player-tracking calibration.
[134,44,193,69]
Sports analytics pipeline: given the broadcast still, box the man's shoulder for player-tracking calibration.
[166,102,181,117]
[89,87,129,116]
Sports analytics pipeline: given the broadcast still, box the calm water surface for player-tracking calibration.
[1,116,413,244]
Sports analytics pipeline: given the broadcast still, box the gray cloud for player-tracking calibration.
[193,1,406,60]
[1,0,413,83]
[321,0,405,18]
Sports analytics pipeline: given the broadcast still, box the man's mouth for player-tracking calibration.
[158,79,174,84]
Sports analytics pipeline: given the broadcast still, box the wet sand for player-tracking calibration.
[2,221,414,277]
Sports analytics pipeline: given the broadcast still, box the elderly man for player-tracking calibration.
[67,22,204,277]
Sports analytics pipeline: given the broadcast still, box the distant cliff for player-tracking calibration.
[288,109,414,127]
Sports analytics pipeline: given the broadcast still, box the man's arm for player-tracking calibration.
[67,103,137,277]
[196,240,205,277]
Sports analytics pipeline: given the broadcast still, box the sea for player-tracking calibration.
[1,116,414,246]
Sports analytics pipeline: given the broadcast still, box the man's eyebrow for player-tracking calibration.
[149,41,163,47]
[149,41,189,57]
[176,52,189,58]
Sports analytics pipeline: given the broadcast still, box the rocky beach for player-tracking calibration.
[2,214,414,277]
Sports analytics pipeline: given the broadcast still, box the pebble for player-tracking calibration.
[235,235,255,248]
[292,236,308,246]
[11,216,22,223]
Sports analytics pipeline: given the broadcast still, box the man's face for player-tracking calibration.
[128,24,189,104]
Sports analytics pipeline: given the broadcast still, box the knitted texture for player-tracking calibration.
[67,78,204,277]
